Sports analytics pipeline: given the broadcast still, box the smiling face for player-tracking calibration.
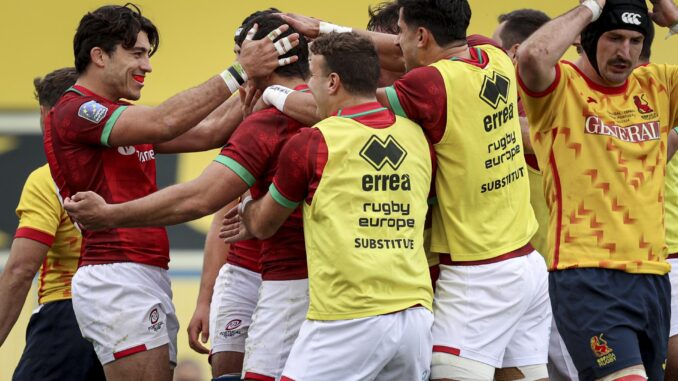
[102,31,152,100]
[307,53,331,119]
[595,29,643,86]
[396,9,420,72]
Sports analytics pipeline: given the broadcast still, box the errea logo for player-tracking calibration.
[621,12,642,25]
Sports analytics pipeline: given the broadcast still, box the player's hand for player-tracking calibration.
[63,191,110,230]
[649,0,678,27]
[219,204,254,243]
[238,83,264,118]
[279,13,322,39]
[187,302,210,354]
[238,24,299,79]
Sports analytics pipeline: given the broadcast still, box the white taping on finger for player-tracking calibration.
[281,37,293,51]
[245,24,257,40]
[278,57,293,67]
[274,41,287,55]
[267,27,283,41]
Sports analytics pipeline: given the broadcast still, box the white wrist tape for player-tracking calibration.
[220,62,249,94]
[238,195,253,216]
[319,21,353,35]
[667,21,678,39]
[262,85,294,112]
[581,0,603,22]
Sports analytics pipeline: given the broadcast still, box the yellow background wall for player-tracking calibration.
[1,1,676,110]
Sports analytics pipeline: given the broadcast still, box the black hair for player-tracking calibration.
[235,14,309,79]
[496,9,550,49]
[73,3,159,74]
[397,0,471,46]
[310,32,381,97]
[34,67,78,107]
[367,2,400,34]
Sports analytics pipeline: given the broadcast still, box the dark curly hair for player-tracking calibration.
[33,67,78,107]
[73,3,159,73]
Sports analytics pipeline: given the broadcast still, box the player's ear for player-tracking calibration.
[417,27,427,48]
[90,47,106,68]
[328,72,340,95]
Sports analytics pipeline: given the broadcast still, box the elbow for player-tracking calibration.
[516,43,544,70]
[5,262,36,284]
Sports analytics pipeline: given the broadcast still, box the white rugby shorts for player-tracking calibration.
[242,278,309,381]
[209,264,262,355]
[71,262,178,365]
[669,258,678,337]
[281,307,433,381]
[431,251,551,369]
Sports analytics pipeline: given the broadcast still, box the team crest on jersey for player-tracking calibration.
[479,71,510,109]
[360,135,407,171]
[78,100,108,123]
[633,94,654,114]
[590,334,616,367]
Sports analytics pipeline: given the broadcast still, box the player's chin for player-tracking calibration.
[125,89,142,101]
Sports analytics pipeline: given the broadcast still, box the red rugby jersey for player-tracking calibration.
[44,85,169,268]
[227,238,261,273]
[215,85,309,280]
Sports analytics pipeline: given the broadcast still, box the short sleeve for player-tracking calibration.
[385,66,448,143]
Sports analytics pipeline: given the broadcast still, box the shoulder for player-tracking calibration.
[24,164,56,196]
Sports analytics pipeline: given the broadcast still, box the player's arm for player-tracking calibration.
[187,201,236,354]
[0,238,47,346]
[240,130,313,239]
[154,95,243,154]
[517,1,604,93]
[280,13,405,72]
[108,26,299,147]
[65,162,249,229]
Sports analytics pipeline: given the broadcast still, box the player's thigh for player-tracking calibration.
[432,253,541,369]
[211,351,246,378]
[503,252,551,368]
[209,264,260,357]
[103,344,171,381]
[242,278,309,380]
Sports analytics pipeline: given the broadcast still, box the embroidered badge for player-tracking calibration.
[78,100,108,123]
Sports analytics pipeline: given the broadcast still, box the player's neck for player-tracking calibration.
[431,43,470,65]
[76,72,119,102]
[269,74,306,91]
[328,93,378,116]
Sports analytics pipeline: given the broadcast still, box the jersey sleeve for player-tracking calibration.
[467,34,504,51]
[270,128,325,207]
[517,61,566,133]
[57,97,128,147]
[384,66,448,143]
[15,168,62,246]
[664,64,678,129]
[214,111,280,187]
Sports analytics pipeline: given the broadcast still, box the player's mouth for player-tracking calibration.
[133,75,145,84]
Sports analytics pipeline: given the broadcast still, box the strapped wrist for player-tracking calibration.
[262,85,294,112]
[220,62,249,93]
[319,21,352,35]
[581,0,602,22]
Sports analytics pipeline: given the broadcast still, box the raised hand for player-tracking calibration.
[238,24,300,79]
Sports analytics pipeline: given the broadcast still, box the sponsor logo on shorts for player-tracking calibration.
[78,100,108,124]
[219,319,246,338]
[590,334,616,367]
[147,308,164,333]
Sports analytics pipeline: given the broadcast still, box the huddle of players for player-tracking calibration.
[4,0,678,380]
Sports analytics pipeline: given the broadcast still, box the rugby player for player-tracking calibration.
[0,67,105,381]
[44,4,297,381]
[238,31,434,381]
[62,13,311,381]
[268,1,551,379]
[517,0,678,379]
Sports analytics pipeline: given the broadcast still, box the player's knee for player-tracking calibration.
[213,374,242,381]
[494,365,548,381]
[431,352,494,381]
[596,366,647,381]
